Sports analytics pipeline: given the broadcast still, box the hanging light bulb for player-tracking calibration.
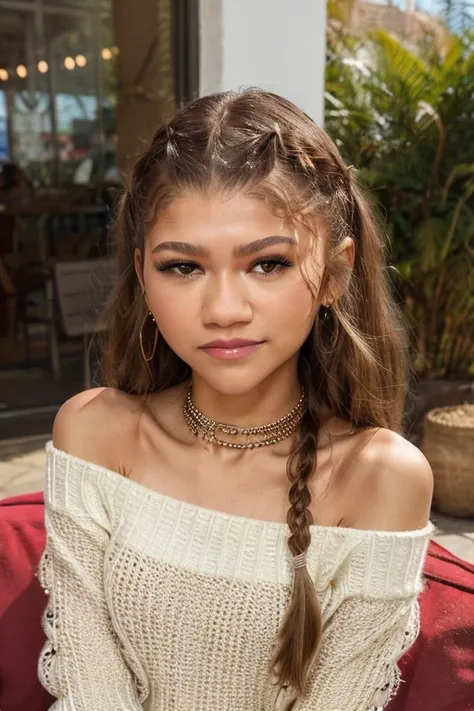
[0,69,8,81]
[101,48,112,61]
[17,64,27,78]
[75,54,87,67]
[64,56,75,70]
[38,60,48,74]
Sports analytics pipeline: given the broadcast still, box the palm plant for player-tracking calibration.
[325,26,474,378]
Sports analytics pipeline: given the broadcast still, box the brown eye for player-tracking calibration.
[259,261,278,274]
[251,258,292,275]
[155,260,202,278]
[176,264,196,275]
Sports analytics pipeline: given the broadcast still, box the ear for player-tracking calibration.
[134,248,146,295]
[334,236,355,270]
[324,237,355,306]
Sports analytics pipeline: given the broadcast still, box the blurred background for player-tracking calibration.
[0,0,473,556]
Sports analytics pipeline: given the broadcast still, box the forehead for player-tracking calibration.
[148,191,318,250]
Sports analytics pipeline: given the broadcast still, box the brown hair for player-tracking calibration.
[102,89,408,697]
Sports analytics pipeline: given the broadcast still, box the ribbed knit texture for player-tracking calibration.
[38,442,433,711]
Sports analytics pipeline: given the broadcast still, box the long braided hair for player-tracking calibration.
[102,89,409,697]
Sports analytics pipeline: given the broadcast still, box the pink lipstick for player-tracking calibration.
[200,339,265,360]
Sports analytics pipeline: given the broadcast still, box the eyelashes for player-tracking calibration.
[154,255,294,279]
[251,256,293,275]
[155,260,196,277]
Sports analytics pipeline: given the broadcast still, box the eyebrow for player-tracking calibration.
[151,235,297,257]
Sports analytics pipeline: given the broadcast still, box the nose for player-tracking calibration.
[201,273,253,328]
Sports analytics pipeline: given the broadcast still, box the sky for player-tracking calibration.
[417,0,442,12]
[416,0,473,13]
[370,0,474,19]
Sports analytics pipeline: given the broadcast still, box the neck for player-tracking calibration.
[190,363,302,427]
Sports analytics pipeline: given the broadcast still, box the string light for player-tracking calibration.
[0,48,119,83]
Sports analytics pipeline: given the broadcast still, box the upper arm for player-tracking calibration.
[53,387,111,459]
[39,433,147,707]
[53,387,105,442]
[52,386,144,473]
[348,429,434,532]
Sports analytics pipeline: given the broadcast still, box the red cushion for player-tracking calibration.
[0,493,54,711]
[387,540,474,711]
[1,493,474,711]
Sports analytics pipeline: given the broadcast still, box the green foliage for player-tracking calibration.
[325,26,474,378]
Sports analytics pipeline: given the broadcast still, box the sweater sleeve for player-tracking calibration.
[38,459,149,710]
[296,594,420,711]
[289,526,433,711]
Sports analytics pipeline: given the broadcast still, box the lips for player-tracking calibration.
[199,339,265,361]
[201,339,263,349]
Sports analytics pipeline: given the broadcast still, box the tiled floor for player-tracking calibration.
[0,437,49,498]
[431,511,474,563]
[1,435,474,564]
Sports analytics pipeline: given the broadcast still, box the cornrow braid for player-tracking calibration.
[165,124,179,162]
[244,129,280,173]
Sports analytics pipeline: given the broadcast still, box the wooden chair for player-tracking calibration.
[53,258,116,387]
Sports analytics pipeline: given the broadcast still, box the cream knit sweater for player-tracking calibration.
[38,442,433,711]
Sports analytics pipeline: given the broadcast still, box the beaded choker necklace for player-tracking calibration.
[183,387,306,449]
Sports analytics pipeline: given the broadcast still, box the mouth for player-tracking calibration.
[199,339,266,361]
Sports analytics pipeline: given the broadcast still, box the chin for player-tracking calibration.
[194,367,274,398]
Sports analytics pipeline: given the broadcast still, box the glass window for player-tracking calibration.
[0,9,50,173]
[0,0,117,187]
[43,12,99,185]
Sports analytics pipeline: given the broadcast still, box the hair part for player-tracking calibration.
[102,88,409,698]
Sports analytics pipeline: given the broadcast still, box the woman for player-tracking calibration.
[39,89,434,710]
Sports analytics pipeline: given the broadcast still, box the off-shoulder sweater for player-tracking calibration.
[38,442,433,711]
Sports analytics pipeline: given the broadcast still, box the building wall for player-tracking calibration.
[199,0,326,126]
[351,1,445,43]
[199,0,222,98]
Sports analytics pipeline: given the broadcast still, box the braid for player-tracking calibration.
[271,371,323,697]
[165,125,179,162]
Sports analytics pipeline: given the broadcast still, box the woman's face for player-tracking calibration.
[136,191,328,396]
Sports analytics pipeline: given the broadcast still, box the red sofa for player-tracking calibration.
[1,492,474,711]
[0,493,54,711]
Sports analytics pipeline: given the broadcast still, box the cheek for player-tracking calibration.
[143,268,200,350]
[147,283,197,329]
[267,276,317,330]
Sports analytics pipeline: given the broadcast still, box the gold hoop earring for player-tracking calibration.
[139,310,159,362]
[320,302,333,322]
[317,303,339,353]
[320,305,329,322]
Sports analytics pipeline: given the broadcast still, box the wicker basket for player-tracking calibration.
[422,404,474,518]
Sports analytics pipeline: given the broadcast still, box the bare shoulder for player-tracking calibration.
[53,387,144,467]
[345,427,434,532]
